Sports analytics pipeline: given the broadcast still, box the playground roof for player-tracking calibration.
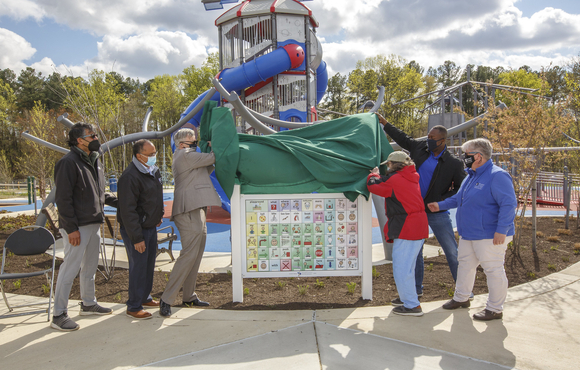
[215,0,319,27]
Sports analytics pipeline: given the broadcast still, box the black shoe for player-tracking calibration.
[473,309,503,321]
[183,298,209,307]
[442,299,471,310]
[159,299,171,317]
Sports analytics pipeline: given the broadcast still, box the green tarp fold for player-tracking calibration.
[199,101,393,201]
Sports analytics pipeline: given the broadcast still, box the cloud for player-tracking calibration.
[95,31,210,79]
[0,28,37,72]
[0,0,45,20]
[1,0,217,38]
[2,30,211,81]
[308,0,580,75]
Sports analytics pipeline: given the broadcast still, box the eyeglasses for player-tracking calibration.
[81,134,98,139]
[465,151,481,156]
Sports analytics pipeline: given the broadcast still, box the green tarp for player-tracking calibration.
[199,101,393,201]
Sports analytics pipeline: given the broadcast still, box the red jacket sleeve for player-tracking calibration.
[367,173,393,198]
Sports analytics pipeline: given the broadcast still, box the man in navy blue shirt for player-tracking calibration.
[377,113,466,297]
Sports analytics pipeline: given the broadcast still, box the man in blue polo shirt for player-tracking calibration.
[377,113,466,299]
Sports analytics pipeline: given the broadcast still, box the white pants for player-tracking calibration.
[454,236,512,313]
[54,224,101,316]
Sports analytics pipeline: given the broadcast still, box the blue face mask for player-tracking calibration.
[145,155,157,167]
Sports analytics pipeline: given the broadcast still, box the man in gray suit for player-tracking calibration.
[159,128,222,316]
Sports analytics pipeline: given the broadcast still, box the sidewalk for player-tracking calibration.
[1,261,579,369]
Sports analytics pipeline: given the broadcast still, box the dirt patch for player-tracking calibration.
[2,216,579,310]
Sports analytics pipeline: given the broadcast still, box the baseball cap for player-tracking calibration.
[381,151,411,165]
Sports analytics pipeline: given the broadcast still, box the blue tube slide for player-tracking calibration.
[178,45,304,132]
[316,60,328,104]
[175,45,306,212]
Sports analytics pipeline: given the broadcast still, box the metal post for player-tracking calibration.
[272,14,279,121]
[532,180,537,253]
[564,166,571,229]
[27,176,32,204]
[563,165,569,210]
[509,143,516,179]
[32,177,37,217]
[305,15,311,123]
[473,89,478,138]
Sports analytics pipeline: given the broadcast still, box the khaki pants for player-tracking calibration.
[454,236,512,313]
[161,208,207,304]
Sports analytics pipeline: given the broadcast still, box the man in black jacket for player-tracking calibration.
[376,113,466,297]
[52,123,118,332]
[118,139,164,320]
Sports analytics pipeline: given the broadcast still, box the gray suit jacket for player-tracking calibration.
[171,148,221,220]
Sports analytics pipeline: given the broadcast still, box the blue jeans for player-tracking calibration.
[121,226,158,312]
[392,239,424,309]
[415,212,459,293]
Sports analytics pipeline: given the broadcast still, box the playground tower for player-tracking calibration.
[214,0,327,129]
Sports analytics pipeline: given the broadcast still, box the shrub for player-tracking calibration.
[346,282,357,294]
[372,266,380,278]
[547,236,560,242]
[536,231,545,238]
[314,279,325,288]
[557,229,571,235]
[547,263,556,271]
[297,285,309,295]
[276,281,287,289]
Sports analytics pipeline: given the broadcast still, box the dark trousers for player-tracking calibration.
[121,226,157,312]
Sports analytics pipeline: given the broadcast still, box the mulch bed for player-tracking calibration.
[2,216,579,310]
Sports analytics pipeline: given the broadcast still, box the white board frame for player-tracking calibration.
[231,184,372,302]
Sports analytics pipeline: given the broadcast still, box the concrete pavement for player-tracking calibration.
[2,258,579,369]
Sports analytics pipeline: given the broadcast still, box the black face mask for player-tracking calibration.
[464,154,476,169]
[87,139,101,152]
[427,138,441,152]
[187,141,198,149]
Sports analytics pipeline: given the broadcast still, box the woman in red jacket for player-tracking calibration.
[367,151,429,316]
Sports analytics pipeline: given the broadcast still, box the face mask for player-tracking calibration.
[427,138,441,152]
[145,155,157,167]
[464,154,476,169]
[84,138,101,152]
[188,141,198,149]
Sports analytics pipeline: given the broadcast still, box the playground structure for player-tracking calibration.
[20,0,580,266]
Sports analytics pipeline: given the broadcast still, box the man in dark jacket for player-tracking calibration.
[52,123,118,332]
[376,113,466,296]
[118,139,164,320]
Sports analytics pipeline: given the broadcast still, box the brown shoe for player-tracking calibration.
[126,310,152,320]
[142,299,159,307]
[473,309,503,321]
[442,299,470,310]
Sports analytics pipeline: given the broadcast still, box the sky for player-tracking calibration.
[1,0,580,83]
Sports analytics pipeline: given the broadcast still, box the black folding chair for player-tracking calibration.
[0,226,56,321]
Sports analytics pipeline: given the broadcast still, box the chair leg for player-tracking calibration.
[168,240,175,262]
[0,280,13,312]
